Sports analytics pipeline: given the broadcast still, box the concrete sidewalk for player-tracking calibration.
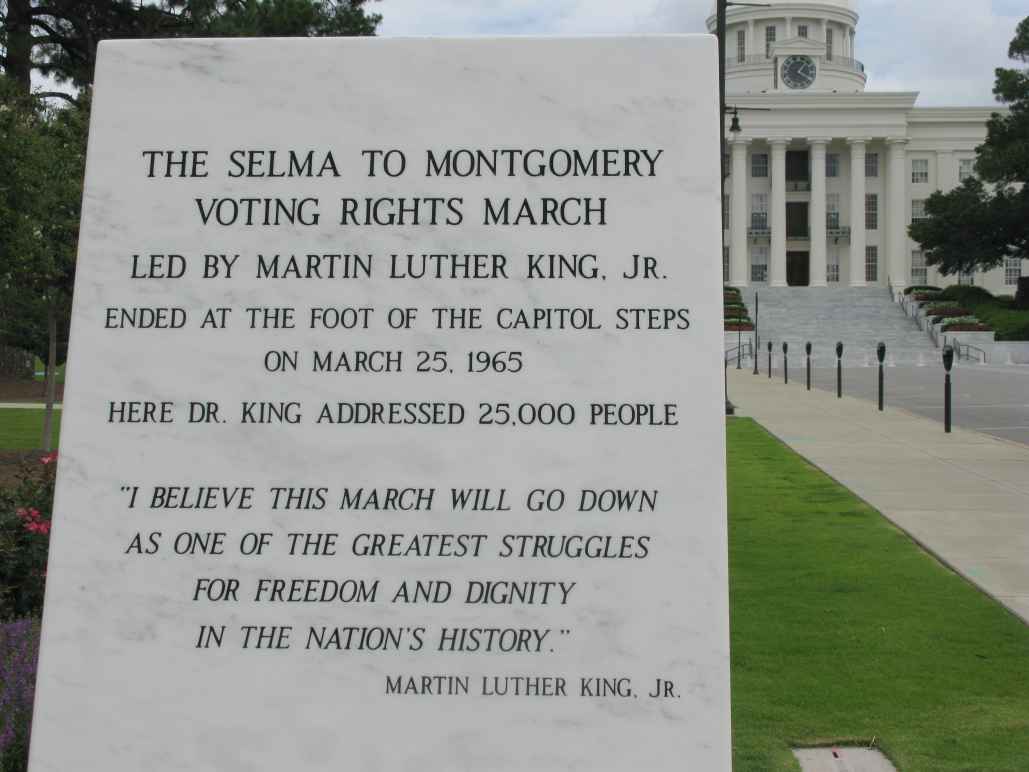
[0,403,62,409]
[728,368,1029,625]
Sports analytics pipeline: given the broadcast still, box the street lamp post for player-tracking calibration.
[719,0,770,415]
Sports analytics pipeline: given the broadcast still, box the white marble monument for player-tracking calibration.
[30,37,730,771]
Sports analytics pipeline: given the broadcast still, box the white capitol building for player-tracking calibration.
[708,0,1024,294]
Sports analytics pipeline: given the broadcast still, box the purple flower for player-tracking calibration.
[0,618,41,769]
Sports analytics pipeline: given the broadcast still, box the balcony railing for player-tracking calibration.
[786,180,811,192]
[726,54,865,74]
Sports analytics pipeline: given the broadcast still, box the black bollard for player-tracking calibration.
[836,342,844,398]
[783,342,789,384]
[805,342,812,391]
[753,293,760,376]
[877,342,886,411]
[767,340,773,379]
[943,345,954,432]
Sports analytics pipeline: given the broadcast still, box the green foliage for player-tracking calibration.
[0,452,54,620]
[0,76,84,365]
[902,285,941,295]
[937,284,1029,340]
[168,0,382,38]
[1,1,381,98]
[909,16,1029,275]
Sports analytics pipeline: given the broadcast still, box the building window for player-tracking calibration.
[865,193,878,230]
[911,250,927,285]
[958,270,975,286]
[959,158,975,182]
[911,199,928,223]
[737,29,746,64]
[826,193,840,229]
[827,248,840,283]
[752,152,769,178]
[752,245,769,282]
[865,152,879,178]
[912,158,929,184]
[751,193,768,228]
[765,26,776,58]
[723,247,731,283]
[826,153,839,177]
[826,27,834,61]
[1005,257,1023,286]
[723,195,730,230]
[865,246,878,283]
[798,24,808,38]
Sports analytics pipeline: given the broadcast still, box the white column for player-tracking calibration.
[730,138,750,286]
[848,138,867,287]
[769,138,788,287]
[809,138,829,287]
[887,137,910,288]
[748,20,755,60]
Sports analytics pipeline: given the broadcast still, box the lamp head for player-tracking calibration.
[877,342,886,363]
[943,345,954,372]
[767,340,772,352]
[729,108,741,135]
[805,342,812,355]
[782,341,788,354]
[836,341,843,358]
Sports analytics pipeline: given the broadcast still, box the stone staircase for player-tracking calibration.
[739,286,939,366]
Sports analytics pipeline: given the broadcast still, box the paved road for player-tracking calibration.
[732,356,1029,446]
[729,367,1029,625]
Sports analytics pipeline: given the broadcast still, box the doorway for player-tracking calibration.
[787,251,810,286]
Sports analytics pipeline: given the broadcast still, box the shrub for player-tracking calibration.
[939,315,992,332]
[937,285,995,305]
[0,454,56,621]
[903,285,941,295]
[943,321,994,332]
[0,618,40,772]
[934,285,1029,340]
[910,291,941,303]
[725,322,754,331]
[925,306,972,322]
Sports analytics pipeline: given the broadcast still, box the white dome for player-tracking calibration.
[713,0,855,12]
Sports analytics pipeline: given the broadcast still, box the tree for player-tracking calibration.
[0,76,86,448]
[910,16,1029,277]
[0,0,381,100]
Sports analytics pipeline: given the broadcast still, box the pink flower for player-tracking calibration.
[40,452,58,466]
[24,520,50,535]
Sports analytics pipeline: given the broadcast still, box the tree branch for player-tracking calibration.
[36,90,79,106]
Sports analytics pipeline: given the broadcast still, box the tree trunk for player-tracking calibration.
[5,0,34,94]
[41,303,58,452]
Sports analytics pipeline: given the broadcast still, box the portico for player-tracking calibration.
[712,0,1015,294]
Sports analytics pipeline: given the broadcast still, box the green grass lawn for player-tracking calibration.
[729,418,1029,771]
[0,408,61,450]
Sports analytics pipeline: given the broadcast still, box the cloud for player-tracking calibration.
[374,0,1024,106]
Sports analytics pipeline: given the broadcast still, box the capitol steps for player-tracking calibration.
[739,286,939,366]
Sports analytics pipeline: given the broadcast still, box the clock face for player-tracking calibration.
[781,55,817,89]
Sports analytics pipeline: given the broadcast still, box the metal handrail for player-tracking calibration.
[956,342,988,364]
[725,341,754,364]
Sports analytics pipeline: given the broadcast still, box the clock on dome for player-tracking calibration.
[781,55,817,89]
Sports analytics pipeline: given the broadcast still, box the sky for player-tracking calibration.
[374,0,1026,107]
